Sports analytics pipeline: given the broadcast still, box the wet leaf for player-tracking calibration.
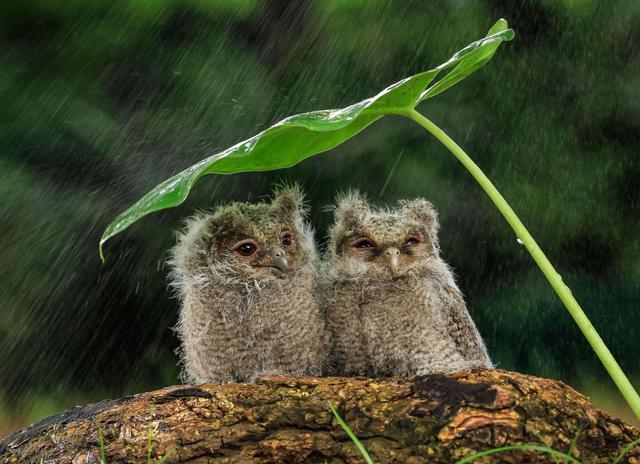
[100,19,514,260]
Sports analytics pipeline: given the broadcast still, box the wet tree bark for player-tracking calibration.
[1,369,638,463]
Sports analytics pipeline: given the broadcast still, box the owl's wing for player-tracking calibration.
[437,281,493,368]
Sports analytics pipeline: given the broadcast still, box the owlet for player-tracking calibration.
[169,186,328,384]
[322,192,492,377]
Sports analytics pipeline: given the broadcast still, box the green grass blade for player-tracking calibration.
[97,421,107,464]
[99,19,513,260]
[455,444,582,464]
[156,448,176,464]
[613,437,640,464]
[565,430,581,463]
[330,407,374,464]
[147,422,152,462]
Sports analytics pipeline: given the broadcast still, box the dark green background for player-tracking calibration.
[1,0,639,433]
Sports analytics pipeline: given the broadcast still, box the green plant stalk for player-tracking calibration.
[405,108,640,422]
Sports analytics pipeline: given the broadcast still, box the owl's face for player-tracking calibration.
[178,187,314,284]
[207,205,307,282]
[330,194,439,280]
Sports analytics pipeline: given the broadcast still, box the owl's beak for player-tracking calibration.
[385,247,400,276]
[268,248,290,277]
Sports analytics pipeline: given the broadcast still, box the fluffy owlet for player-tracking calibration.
[322,192,492,377]
[169,186,328,384]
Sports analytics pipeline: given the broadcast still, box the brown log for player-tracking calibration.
[1,369,638,463]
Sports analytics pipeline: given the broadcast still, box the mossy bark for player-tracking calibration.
[1,369,638,463]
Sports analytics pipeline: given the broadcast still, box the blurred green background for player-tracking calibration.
[1,0,639,435]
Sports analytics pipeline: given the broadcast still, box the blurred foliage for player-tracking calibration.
[1,0,639,431]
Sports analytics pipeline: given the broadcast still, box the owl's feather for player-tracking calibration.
[323,192,492,377]
[169,186,328,384]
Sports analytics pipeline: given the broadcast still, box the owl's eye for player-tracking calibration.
[281,232,293,246]
[351,237,377,249]
[404,235,421,246]
[233,240,258,257]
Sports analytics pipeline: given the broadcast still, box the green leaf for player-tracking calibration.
[100,19,514,260]
[420,18,514,100]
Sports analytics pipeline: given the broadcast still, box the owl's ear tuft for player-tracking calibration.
[273,183,307,220]
[210,204,242,230]
[334,190,369,228]
[399,198,439,239]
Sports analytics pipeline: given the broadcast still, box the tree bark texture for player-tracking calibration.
[1,369,638,463]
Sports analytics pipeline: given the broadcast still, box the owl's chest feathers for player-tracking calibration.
[191,271,314,330]
[340,276,437,316]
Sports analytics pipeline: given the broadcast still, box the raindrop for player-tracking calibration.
[379,150,404,197]
[516,238,524,245]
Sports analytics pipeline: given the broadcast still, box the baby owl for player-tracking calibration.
[169,186,328,384]
[322,192,492,377]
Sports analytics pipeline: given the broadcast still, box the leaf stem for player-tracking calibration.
[404,107,640,422]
